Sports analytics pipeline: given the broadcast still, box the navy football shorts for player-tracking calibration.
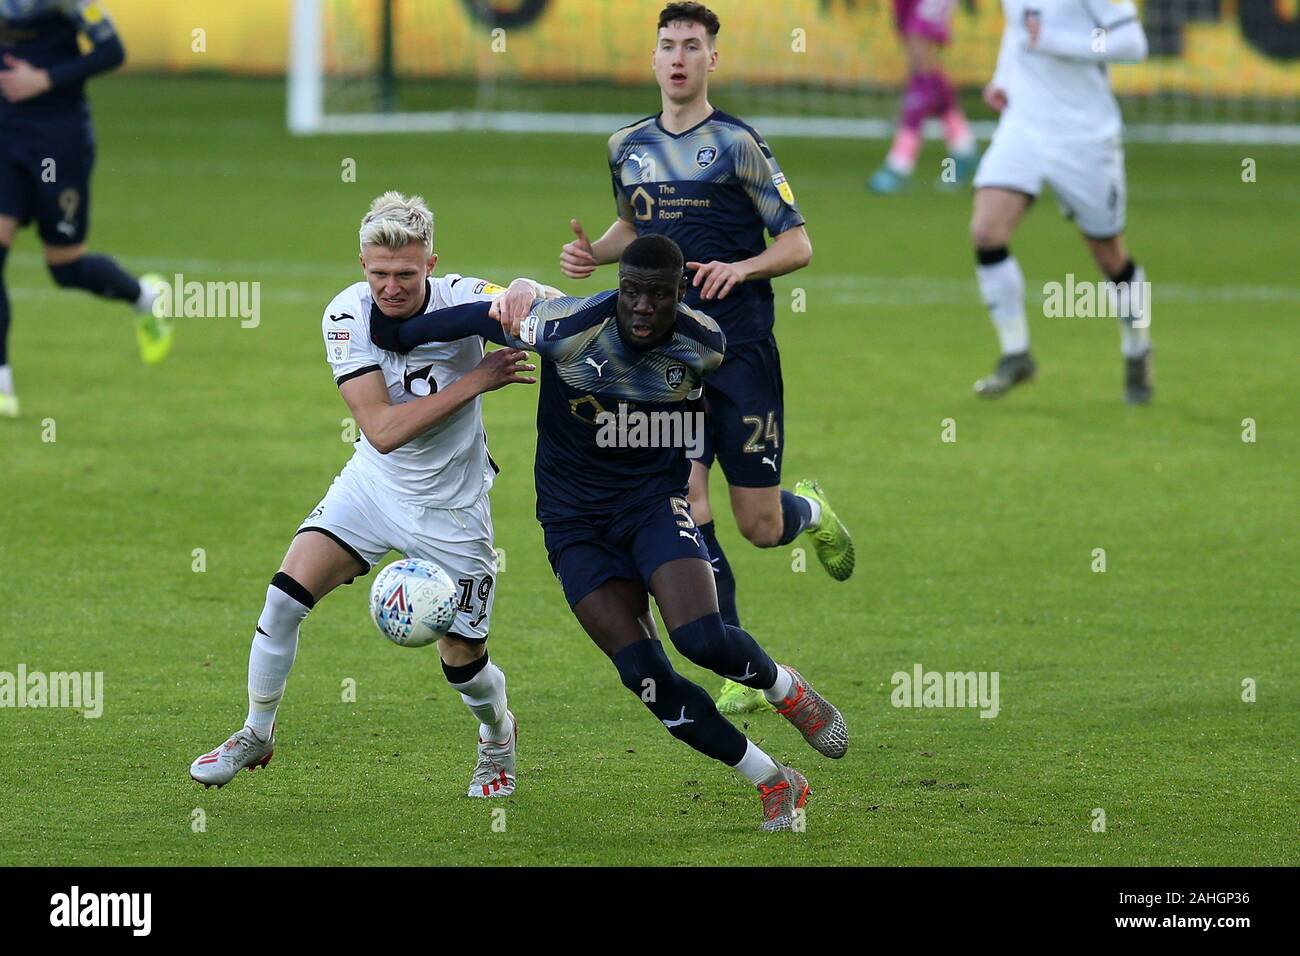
[697,334,786,488]
[543,493,710,608]
[0,118,95,247]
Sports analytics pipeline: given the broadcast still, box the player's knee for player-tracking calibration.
[668,614,726,668]
[736,508,782,548]
[439,632,486,667]
[47,259,84,288]
[970,219,1009,251]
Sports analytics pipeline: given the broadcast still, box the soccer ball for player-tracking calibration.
[369,558,458,648]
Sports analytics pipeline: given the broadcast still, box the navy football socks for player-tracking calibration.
[698,520,741,627]
[0,245,9,366]
[48,254,140,304]
[669,613,779,690]
[777,490,813,546]
[612,639,747,766]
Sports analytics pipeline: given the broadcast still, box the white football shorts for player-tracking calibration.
[297,461,498,640]
[974,123,1128,239]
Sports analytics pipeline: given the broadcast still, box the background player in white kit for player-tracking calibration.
[970,0,1155,403]
[190,192,548,797]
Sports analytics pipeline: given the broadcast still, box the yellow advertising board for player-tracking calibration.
[104,0,1300,98]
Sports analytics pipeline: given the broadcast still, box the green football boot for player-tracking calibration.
[794,478,855,581]
[134,273,174,366]
[715,678,772,715]
[0,392,18,419]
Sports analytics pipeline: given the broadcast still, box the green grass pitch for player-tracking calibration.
[0,77,1295,866]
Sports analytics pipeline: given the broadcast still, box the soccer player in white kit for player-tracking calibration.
[190,192,549,797]
[970,0,1154,403]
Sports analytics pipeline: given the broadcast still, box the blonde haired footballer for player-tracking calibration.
[189,192,556,798]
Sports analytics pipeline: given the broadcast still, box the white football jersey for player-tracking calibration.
[992,0,1141,142]
[321,274,509,509]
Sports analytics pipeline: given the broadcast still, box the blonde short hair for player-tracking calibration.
[359,191,434,255]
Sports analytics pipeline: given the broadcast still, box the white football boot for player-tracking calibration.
[190,726,275,788]
[468,711,516,798]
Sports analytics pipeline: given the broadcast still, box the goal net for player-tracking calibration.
[288,0,1300,143]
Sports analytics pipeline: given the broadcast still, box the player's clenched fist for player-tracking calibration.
[983,84,1008,112]
[560,219,598,279]
[489,278,538,337]
[686,259,747,301]
[470,348,536,393]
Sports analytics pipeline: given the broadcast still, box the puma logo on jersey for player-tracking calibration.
[762,454,779,472]
[585,357,609,377]
[662,706,694,729]
[628,151,656,180]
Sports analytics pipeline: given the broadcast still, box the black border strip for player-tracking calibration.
[294,526,371,577]
[335,364,382,387]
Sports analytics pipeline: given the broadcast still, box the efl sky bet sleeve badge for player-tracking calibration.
[518,313,541,346]
[773,173,795,205]
[327,329,351,361]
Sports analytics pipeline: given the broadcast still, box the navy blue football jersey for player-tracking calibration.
[386,292,726,522]
[607,110,805,345]
[0,0,121,123]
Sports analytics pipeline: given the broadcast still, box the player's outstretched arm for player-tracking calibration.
[1027,3,1148,63]
[370,301,516,354]
[338,352,534,455]
[687,225,812,301]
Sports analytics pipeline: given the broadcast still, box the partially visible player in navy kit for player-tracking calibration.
[0,0,170,418]
[558,2,856,715]
[374,236,849,831]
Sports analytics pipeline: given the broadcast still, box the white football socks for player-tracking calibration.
[763,665,795,705]
[245,583,310,740]
[447,657,510,741]
[976,255,1029,355]
[135,276,158,314]
[0,365,12,396]
[1111,264,1152,358]
[733,739,781,785]
[802,495,822,530]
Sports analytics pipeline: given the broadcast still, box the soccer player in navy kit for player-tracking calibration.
[559,2,855,715]
[0,0,170,418]
[375,236,849,831]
